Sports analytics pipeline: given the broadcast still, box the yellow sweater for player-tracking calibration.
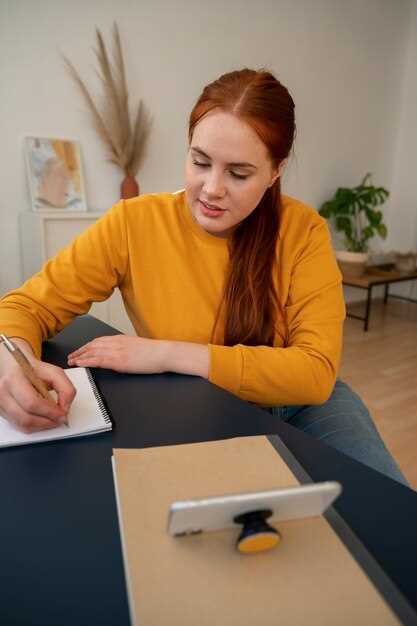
[0,191,345,406]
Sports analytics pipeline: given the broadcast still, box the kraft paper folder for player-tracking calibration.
[112,436,400,626]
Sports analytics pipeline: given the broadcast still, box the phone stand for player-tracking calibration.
[233,509,281,554]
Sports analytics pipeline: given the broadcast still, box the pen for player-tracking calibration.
[0,334,69,428]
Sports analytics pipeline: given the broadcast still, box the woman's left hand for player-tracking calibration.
[67,335,169,374]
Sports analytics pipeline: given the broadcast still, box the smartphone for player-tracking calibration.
[167,481,342,536]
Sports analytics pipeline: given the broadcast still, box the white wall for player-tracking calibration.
[0,0,413,296]
[385,0,417,299]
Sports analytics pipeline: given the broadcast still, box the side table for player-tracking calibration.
[342,266,417,331]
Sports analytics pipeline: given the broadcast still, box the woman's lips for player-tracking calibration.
[199,200,225,217]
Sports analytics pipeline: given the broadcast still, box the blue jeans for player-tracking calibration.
[268,379,409,486]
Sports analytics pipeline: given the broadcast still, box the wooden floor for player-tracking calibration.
[340,297,417,489]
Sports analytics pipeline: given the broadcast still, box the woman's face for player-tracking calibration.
[185,110,281,238]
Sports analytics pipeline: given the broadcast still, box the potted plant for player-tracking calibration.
[318,173,389,276]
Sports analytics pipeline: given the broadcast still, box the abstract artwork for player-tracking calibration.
[24,137,87,211]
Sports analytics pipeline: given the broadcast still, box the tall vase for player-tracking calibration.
[121,174,139,199]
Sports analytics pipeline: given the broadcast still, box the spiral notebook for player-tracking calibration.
[0,367,112,448]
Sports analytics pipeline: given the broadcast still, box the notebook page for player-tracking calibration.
[0,367,112,447]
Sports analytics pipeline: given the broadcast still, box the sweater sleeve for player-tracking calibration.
[0,201,128,358]
[208,218,346,407]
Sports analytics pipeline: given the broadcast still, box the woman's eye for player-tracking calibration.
[192,160,248,180]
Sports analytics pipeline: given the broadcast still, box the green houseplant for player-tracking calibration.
[318,173,389,276]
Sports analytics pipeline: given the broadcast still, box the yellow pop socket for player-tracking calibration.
[234,509,281,554]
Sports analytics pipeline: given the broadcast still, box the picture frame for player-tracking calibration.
[24,136,87,211]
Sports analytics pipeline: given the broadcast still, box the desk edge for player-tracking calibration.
[267,435,417,626]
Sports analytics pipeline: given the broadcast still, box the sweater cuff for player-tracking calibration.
[0,322,42,359]
[208,344,243,397]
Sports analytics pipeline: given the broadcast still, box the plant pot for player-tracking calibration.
[121,175,139,199]
[335,250,369,277]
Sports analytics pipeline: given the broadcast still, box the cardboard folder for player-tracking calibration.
[112,436,400,626]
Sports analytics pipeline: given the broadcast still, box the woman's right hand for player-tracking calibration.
[0,338,76,433]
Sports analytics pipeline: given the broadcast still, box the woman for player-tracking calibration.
[0,68,407,485]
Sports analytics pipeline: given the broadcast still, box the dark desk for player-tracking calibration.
[0,316,416,626]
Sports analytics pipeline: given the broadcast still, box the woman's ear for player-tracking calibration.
[269,159,287,187]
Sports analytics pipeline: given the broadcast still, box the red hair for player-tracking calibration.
[188,69,296,346]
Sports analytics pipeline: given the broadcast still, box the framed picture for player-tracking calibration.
[24,137,87,211]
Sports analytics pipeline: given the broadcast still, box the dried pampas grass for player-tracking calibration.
[62,22,151,178]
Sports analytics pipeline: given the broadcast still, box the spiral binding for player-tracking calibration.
[86,368,112,426]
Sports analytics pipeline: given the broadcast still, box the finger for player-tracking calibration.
[12,375,68,422]
[69,344,115,365]
[15,411,68,433]
[67,344,91,359]
[68,334,125,359]
[67,338,104,358]
[67,336,117,359]
[71,344,125,370]
[68,355,107,369]
[0,393,68,433]
[68,349,94,366]
[40,366,76,412]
